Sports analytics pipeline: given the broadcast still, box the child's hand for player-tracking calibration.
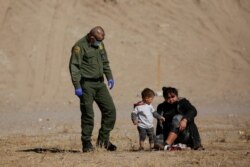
[133,120,138,125]
[160,116,165,122]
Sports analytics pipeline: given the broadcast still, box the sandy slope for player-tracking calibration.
[0,0,250,112]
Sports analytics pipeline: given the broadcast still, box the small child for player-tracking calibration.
[131,88,165,150]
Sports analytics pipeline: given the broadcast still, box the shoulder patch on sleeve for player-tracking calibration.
[73,46,80,55]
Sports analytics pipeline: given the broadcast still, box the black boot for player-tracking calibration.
[104,141,117,151]
[97,139,117,151]
[82,141,94,152]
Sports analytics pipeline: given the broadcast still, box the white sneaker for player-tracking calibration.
[175,143,187,149]
[164,144,182,151]
[164,145,171,151]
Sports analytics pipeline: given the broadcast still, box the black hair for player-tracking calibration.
[141,88,155,99]
[162,87,178,98]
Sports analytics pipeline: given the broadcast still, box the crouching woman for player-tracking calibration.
[155,87,204,150]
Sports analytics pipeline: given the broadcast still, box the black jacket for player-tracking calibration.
[156,98,201,148]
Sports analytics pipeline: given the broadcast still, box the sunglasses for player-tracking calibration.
[96,39,102,42]
[94,36,103,42]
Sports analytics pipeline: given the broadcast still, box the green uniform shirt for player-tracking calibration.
[69,36,113,89]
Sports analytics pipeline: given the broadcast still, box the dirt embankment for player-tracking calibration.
[0,0,250,112]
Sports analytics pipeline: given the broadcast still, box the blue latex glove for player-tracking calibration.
[108,79,114,89]
[75,88,83,97]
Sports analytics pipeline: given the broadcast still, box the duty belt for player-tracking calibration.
[82,77,104,82]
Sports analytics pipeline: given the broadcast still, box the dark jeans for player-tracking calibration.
[161,114,202,149]
[137,126,154,144]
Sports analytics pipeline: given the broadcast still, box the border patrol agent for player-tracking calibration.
[69,26,117,152]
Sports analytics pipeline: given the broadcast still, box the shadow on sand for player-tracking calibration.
[17,147,81,154]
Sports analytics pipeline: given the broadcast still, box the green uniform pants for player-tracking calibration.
[80,80,116,143]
